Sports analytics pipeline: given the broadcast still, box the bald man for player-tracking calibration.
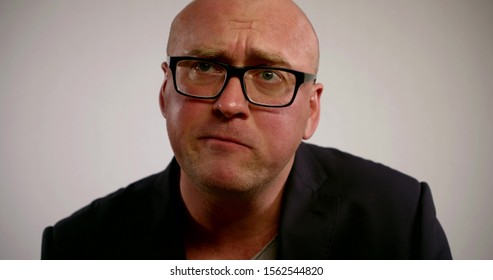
[42,0,451,260]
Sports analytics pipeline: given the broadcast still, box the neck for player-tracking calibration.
[179,160,292,259]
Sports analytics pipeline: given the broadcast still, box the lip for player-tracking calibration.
[200,135,251,149]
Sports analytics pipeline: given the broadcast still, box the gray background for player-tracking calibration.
[1,0,492,259]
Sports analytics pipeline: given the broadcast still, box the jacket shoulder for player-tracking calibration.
[302,143,420,192]
[302,143,423,224]
[42,171,168,259]
[298,143,451,259]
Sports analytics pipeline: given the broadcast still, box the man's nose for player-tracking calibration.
[212,77,250,119]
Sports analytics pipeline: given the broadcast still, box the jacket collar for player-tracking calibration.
[152,159,188,259]
[278,143,339,259]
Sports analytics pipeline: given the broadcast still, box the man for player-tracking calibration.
[42,0,451,259]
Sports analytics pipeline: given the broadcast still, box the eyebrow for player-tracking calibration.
[185,48,292,68]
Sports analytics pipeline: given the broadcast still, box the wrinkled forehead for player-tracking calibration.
[167,0,319,72]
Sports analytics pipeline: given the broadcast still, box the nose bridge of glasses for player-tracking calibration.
[213,66,252,116]
[219,65,248,97]
[222,65,247,86]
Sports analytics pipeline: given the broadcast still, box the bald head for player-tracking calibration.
[166,0,320,73]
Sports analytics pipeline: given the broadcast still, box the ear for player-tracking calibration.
[303,82,323,140]
[159,62,169,119]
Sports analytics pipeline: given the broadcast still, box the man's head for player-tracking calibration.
[160,0,323,195]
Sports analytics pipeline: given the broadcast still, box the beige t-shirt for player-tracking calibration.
[252,236,278,260]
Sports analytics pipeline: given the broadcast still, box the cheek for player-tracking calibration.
[163,86,182,119]
[163,93,194,143]
[164,83,200,126]
[255,107,308,152]
[164,94,215,147]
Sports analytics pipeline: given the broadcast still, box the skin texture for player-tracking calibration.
[159,0,323,259]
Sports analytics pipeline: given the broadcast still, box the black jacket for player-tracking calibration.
[42,143,452,259]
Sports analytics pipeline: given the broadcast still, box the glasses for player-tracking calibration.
[167,56,316,108]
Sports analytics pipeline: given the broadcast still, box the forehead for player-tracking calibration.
[168,0,315,71]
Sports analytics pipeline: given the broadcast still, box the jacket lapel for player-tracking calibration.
[278,143,339,259]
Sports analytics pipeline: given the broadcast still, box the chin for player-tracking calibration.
[191,168,266,196]
[200,175,256,194]
[178,151,279,196]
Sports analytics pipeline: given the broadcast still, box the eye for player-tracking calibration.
[261,71,275,81]
[253,70,284,84]
[196,62,212,72]
[190,61,224,76]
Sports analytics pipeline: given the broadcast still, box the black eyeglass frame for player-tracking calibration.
[167,56,317,108]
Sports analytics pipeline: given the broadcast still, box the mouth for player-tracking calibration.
[200,135,251,149]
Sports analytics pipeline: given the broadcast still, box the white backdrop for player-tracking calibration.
[1,0,492,259]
